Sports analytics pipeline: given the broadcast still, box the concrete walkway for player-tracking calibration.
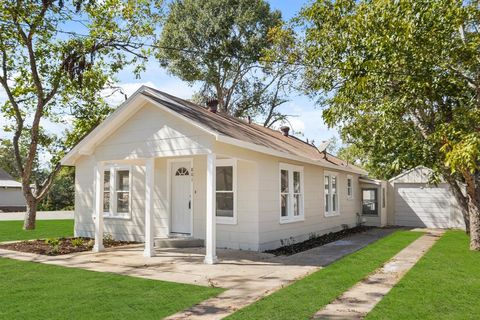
[0,211,73,221]
[0,228,396,320]
[313,229,444,320]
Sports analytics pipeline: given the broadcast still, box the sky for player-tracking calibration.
[0,1,338,157]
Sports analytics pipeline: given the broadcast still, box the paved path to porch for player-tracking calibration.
[312,229,444,320]
[0,228,396,320]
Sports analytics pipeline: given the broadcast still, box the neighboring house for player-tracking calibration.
[61,86,367,263]
[386,166,465,229]
[0,168,26,212]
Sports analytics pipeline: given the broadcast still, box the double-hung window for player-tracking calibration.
[216,159,237,224]
[102,166,131,219]
[324,171,339,216]
[280,163,304,222]
[347,175,353,200]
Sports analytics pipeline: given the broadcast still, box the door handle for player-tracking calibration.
[188,200,191,209]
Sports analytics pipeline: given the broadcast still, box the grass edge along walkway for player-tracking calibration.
[366,230,479,320]
[0,257,223,320]
[0,219,74,242]
[227,230,424,320]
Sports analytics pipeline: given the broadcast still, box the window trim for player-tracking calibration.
[346,175,353,200]
[215,159,237,225]
[102,164,132,220]
[279,163,305,224]
[324,171,340,217]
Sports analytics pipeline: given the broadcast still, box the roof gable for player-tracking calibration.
[61,86,365,174]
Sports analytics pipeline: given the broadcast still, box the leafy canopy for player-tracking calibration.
[298,0,480,179]
[155,0,288,119]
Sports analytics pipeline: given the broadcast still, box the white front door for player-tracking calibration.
[171,161,192,234]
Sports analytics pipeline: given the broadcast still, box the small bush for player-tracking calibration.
[44,238,60,247]
[71,238,84,247]
[103,233,115,246]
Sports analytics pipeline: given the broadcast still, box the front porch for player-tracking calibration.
[91,153,222,264]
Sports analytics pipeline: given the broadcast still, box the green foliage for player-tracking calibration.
[103,233,115,246]
[0,0,163,214]
[298,0,480,179]
[156,0,296,124]
[38,167,75,211]
[71,238,84,247]
[44,238,60,247]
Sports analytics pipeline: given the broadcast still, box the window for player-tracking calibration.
[102,166,131,218]
[279,163,304,222]
[324,171,339,216]
[347,175,353,199]
[362,189,378,215]
[382,187,386,208]
[216,159,236,224]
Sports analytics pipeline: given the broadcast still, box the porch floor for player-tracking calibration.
[0,228,396,319]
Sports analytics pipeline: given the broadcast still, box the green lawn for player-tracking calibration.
[367,231,480,320]
[228,230,423,320]
[0,219,74,242]
[0,257,222,319]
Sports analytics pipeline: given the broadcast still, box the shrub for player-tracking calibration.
[44,238,60,247]
[103,233,115,246]
[71,238,84,247]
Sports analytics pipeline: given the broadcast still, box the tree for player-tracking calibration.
[299,0,480,249]
[0,0,162,229]
[155,0,292,120]
[38,167,75,211]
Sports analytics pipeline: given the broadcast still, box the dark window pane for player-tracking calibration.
[293,171,301,193]
[117,191,129,213]
[294,194,301,216]
[281,194,288,217]
[117,170,129,191]
[281,170,289,193]
[103,192,110,212]
[104,171,110,191]
[216,192,233,217]
[216,166,233,191]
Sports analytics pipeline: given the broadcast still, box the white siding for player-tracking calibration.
[0,188,26,208]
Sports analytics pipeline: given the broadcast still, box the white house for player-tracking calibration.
[0,168,26,212]
[61,86,383,264]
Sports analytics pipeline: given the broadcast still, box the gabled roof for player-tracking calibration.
[0,168,22,188]
[61,86,366,174]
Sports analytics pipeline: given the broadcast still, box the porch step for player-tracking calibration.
[154,237,204,248]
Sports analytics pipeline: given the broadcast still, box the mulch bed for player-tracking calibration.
[265,225,374,256]
[0,237,138,256]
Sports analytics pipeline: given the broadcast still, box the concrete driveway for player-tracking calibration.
[0,228,396,319]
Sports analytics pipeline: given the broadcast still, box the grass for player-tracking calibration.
[0,219,74,242]
[367,230,480,320]
[227,230,423,320]
[0,257,223,319]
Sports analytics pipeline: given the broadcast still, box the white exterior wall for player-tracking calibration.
[73,100,364,250]
[256,156,362,251]
[0,187,26,209]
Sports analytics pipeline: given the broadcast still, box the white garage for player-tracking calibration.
[387,167,465,229]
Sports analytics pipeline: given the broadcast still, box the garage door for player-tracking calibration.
[394,183,452,228]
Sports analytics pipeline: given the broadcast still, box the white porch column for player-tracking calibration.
[204,153,218,264]
[144,158,155,257]
[93,162,105,252]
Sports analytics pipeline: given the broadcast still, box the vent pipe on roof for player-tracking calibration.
[206,98,218,113]
[247,116,251,124]
[280,126,290,137]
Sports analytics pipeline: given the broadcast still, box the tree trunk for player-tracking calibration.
[23,197,37,230]
[465,171,480,251]
[469,200,480,250]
